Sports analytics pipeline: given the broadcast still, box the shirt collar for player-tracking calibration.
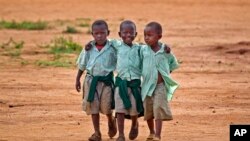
[157,42,165,54]
[147,42,165,54]
[91,40,110,52]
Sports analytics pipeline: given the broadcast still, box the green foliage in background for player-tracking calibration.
[47,36,82,54]
[0,20,48,30]
[0,38,24,57]
[35,59,73,67]
[36,36,82,68]
[76,18,91,27]
[63,26,81,34]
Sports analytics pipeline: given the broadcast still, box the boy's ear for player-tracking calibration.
[118,32,121,37]
[107,30,110,36]
[134,32,138,37]
[158,34,162,40]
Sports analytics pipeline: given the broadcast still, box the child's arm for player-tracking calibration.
[164,44,171,53]
[75,69,83,92]
[159,42,171,54]
[109,39,122,51]
[85,41,93,51]
[169,53,179,73]
[75,49,89,92]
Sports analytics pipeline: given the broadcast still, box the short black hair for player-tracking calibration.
[91,20,109,30]
[146,22,162,34]
[120,20,136,31]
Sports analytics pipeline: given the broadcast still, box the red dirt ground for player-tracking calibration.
[0,0,250,141]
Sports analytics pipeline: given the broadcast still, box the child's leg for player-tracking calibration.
[89,114,102,141]
[100,84,117,138]
[114,87,127,139]
[91,114,101,135]
[144,96,155,136]
[116,113,125,137]
[147,118,155,135]
[129,115,139,140]
[106,113,117,138]
[155,119,162,139]
[151,83,172,141]
[106,113,114,125]
[131,115,138,129]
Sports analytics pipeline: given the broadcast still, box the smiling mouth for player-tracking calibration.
[126,37,133,40]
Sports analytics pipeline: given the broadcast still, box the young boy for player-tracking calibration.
[75,20,117,141]
[140,22,179,141]
[112,20,143,141]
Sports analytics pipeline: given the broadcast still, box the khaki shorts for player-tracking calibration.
[82,74,113,115]
[114,87,139,116]
[143,83,173,121]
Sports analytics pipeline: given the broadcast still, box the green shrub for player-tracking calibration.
[76,18,91,27]
[0,20,48,30]
[63,26,81,34]
[35,36,82,68]
[20,60,29,65]
[35,60,73,68]
[48,36,82,54]
[79,23,90,27]
[178,59,183,64]
[0,38,24,57]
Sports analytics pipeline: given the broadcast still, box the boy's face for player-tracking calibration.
[119,24,137,45]
[92,24,109,45]
[144,26,162,46]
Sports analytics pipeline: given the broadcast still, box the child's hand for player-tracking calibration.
[164,45,171,53]
[85,41,93,51]
[75,80,81,92]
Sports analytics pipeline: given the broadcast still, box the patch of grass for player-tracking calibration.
[35,60,73,68]
[79,23,90,27]
[63,26,81,34]
[48,36,82,54]
[35,36,82,68]
[0,38,24,57]
[0,20,48,30]
[0,38,24,49]
[7,50,22,57]
[35,53,74,68]
[76,18,91,28]
[178,59,183,64]
[20,60,29,65]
